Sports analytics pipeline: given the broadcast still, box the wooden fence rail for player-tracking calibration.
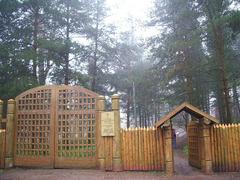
[211,124,240,172]
[121,127,164,171]
[0,130,6,168]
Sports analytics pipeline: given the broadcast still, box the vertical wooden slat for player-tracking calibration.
[130,128,133,170]
[135,128,138,170]
[149,127,153,170]
[152,127,156,170]
[217,125,221,171]
[226,124,229,171]
[228,124,233,171]
[217,125,220,171]
[150,127,153,170]
[210,126,215,171]
[152,128,156,170]
[231,124,237,171]
[0,130,6,168]
[138,128,142,170]
[232,125,235,171]
[214,125,218,171]
[153,128,157,170]
[147,127,151,170]
[143,127,147,170]
[227,124,232,171]
[155,128,161,170]
[125,129,128,170]
[220,125,225,171]
[126,129,129,170]
[121,130,124,170]
[160,128,165,169]
[132,128,135,170]
[238,124,240,171]
[230,124,234,171]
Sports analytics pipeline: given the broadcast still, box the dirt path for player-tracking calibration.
[1,152,240,180]
[174,149,202,175]
[1,168,240,180]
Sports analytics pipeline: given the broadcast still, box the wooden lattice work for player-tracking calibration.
[54,86,98,168]
[187,121,202,169]
[14,86,54,167]
[14,85,98,168]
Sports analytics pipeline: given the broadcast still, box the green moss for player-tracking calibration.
[183,145,188,156]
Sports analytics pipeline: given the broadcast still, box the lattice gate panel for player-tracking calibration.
[14,86,54,167]
[54,86,98,168]
[187,121,202,169]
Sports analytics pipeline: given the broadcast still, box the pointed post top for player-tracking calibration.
[8,99,15,104]
[112,94,120,99]
[98,95,105,100]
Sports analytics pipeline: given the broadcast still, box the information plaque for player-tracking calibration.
[101,112,115,136]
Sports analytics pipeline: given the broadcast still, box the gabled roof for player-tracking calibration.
[155,102,219,128]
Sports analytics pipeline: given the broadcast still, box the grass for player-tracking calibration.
[183,145,188,156]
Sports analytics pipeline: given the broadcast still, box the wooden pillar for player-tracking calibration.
[96,95,105,170]
[0,100,3,129]
[112,94,123,171]
[200,119,213,174]
[5,99,15,168]
[163,124,173,176]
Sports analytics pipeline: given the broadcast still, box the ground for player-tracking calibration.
[1,151,240,180]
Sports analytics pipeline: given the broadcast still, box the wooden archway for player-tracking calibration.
[155,102,219,176]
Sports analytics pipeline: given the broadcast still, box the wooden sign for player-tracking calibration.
[101,112,115,136]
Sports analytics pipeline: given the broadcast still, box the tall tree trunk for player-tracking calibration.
[64,1,70,85]
[91,0,100,91]
[33,7,39,82]
[214,25,232,123]
[184,49,194,104]
[233,81,240,119]
[139,107,142,127]
[205,2,232,123]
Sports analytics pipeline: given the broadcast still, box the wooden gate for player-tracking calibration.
[187,121,202,169]
[14,85,98,168]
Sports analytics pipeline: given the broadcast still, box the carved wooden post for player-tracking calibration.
[201,120,213,174]
[5,99,15,168]
[163,124,173,176]
[96,95,105,170]
[112,94,123,171]
[0,99,3,168]
[0,100,3,129]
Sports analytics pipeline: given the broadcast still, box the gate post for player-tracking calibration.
[163,124,173,176]
[112,94,123,171]
[96,96,105,170]
[0,100,3,129]
[5,99,15,168]
[201,119,213,174]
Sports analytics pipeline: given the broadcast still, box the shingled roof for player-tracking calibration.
[155,102,219,128]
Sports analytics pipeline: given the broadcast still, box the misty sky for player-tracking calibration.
[105,0,156,40]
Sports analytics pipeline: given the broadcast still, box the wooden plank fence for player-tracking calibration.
[0,129,6,168]
[211,124,240,172]
[121,127,164,171]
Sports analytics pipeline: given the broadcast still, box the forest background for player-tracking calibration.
[0,0,240,127]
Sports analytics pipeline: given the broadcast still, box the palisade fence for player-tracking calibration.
[211,124,240,172]
[121,127,165,171]
[0,129,5,168]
